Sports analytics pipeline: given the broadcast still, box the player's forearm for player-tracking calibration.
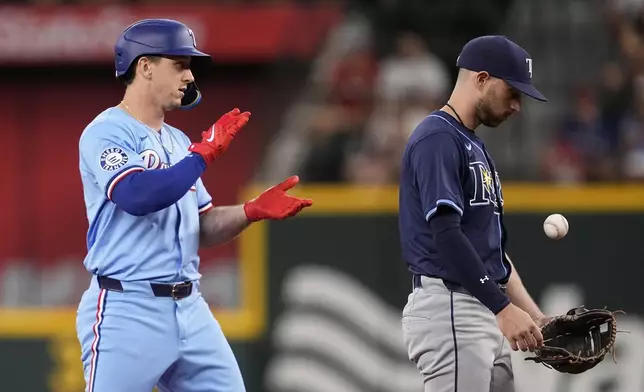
[430,208,510,314]
[199,205,250,247]
[111,154,206,216]
[505,254,545,321]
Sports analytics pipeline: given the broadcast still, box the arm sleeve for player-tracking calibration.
[111,154,207,216]
[430,206,511,314]
[410,132,465,221]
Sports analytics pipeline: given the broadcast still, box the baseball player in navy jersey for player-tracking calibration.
[399,36,552,392]
[75,19,312,392]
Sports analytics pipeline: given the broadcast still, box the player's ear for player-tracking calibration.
[137,56,154,80]
[475,71,490,87]
[474,71,491,93]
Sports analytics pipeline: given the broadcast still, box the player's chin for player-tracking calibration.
[484,115,510,128]
[482,119,503,128]
[166,98,183,111]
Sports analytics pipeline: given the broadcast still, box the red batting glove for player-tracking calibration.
[243,176,313,222]
[188,108,251,164]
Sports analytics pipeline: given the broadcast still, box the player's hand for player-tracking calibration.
[243,175,313,222]
[188,108,251,164]
[533,314,553,328]
[496,303,544,352]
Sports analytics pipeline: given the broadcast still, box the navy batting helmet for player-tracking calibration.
[114,19,211,109]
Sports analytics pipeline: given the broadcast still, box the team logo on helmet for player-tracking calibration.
[100,147,129,171]
[188,28,197,47]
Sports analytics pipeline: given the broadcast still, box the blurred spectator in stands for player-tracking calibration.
[344,145,395,185]
[302,31,450,184]
[328,45,378,123]
[541,86,618,183]
[375,31,450,109]
[337,31,450,184]
[347,89,440,184]
[592,1,644,181]
[300,101,369,183]
[619,87,644,181]
[599,62,632,150]
[301,45,378,182]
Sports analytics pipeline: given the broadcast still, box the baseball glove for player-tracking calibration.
[525,306,624,374]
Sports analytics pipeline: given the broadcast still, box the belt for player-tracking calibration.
[97,275,193,300]
[413,274,506,295]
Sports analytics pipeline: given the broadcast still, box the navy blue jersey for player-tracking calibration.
[399,110,512,284]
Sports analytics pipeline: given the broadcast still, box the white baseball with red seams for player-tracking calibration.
[543,213,569,239]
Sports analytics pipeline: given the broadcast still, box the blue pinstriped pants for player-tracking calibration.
[76,276,245,392]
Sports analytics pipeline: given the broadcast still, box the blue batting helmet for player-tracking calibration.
[114,19,211,109]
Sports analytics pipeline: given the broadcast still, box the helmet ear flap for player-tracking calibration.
[180,82,202,109]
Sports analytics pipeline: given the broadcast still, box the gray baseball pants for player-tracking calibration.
[401,276,514,392]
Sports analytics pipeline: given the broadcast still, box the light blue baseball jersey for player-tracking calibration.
[78,106,213,282]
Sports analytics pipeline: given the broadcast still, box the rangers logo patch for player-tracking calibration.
[140,149,169,170]
[100,147,129,171]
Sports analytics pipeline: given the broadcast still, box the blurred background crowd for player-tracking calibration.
[258,0,644,185]
[6,0,644,184]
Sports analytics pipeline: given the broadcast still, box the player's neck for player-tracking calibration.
[442,92,480,131]
[120,90,165,132]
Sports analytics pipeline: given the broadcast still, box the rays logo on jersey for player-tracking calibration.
[469,162,503,210]
[140,149,169,170]
[100,147,129,171]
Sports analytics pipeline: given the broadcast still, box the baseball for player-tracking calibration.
[543,213,569,239]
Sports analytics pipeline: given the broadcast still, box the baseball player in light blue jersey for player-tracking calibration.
[75,19,313,392]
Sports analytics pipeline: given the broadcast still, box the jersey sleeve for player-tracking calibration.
[195,177,213,215]
[410,132,466,221]
[79,121,146,200]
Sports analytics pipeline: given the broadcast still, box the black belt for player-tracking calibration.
[97,275,193,300]
[413,274,506,295]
